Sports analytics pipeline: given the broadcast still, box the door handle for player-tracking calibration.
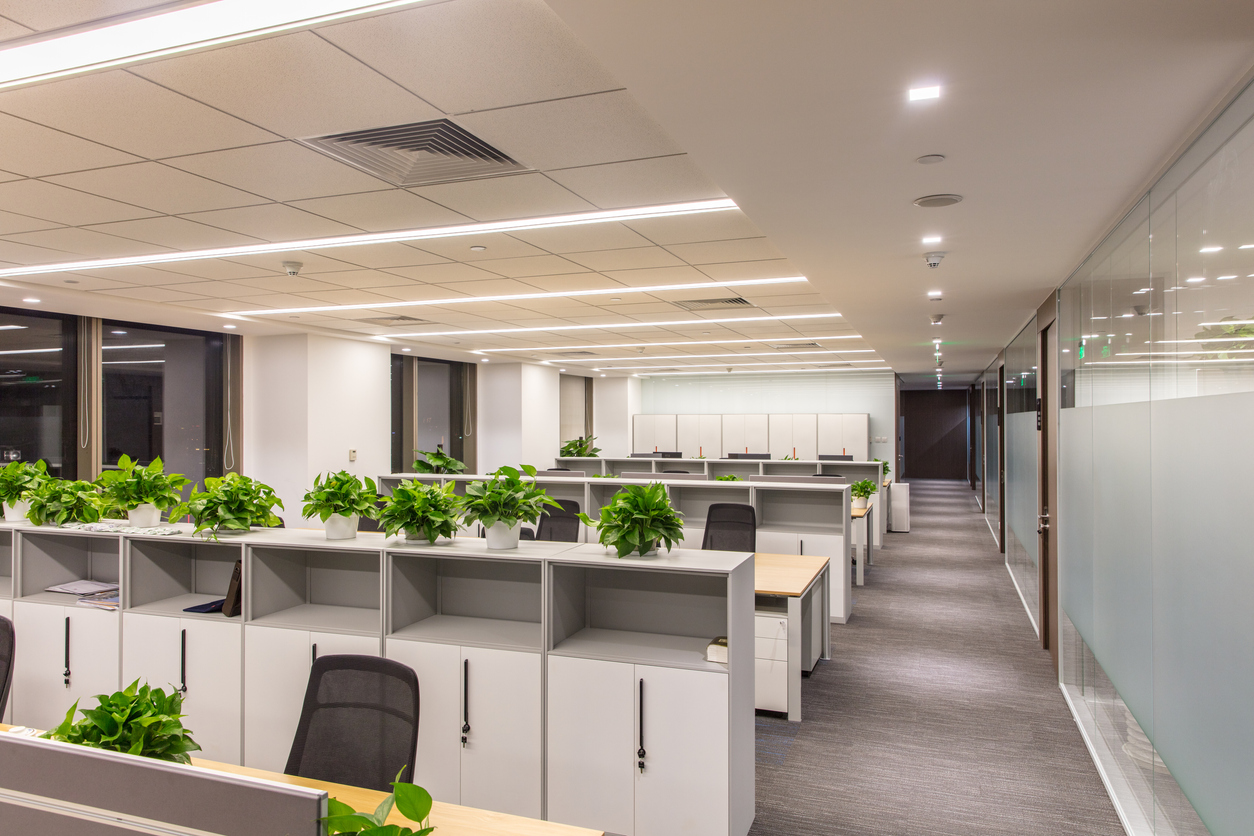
[179,629,188,694]
[311,643,317,663]
[637,678,646,773]
[1037,513,1050,534]
[63,616,71,688]
[461,659,471,747]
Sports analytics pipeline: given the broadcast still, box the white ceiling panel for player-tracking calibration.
[0,71,276,158]
[596,302,678,316]
[625,210,764,246]
[165,142,390,202]
[148,259,275,281]
[168,297,258,313]
[383,262,506,284]
[697,259,805,281]
[180,204,359,242]
[19,272,132,291]
[85,216,263,250]
[565,247,685,272]
[411,173,593,221]
[162,281,272,299]
[414,232,547,263]
[317,0,620,114]
[226,250,360,275]
[507,222,652,253]
[306,269,418,290]
[358,284,472,302]
[0,112,140,176]
[70,265,224,286]
[6,226,169,257]
[227,275,346,295]
[0,209,62,236]
[0,179,156,227]
[463,254,586,278]
[223,292,327,310]
[0,0,173,32]
[0,17,34,41]
[133,31,443,139]
[666,237,783,265]
[95,285,207,303]
[0,238,85,264]
[292,288,413,306]
[457,91,680,172]
[434,278,546,297]
[547,155,724,209]
[601,265,712,286]
[49,162,263,215]
[512,272,621,293]
[304,242,451,270]
[290,190,467,232]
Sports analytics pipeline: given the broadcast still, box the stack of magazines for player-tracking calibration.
[45,579,120,610]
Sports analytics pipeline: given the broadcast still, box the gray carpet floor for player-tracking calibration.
[751,479,1124,835]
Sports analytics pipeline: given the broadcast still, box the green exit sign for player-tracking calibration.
[23,375,40,382]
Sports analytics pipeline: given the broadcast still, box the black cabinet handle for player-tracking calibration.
[461,659,470,747]
[637,678,646,772]
[311,643,318,663]
[179,629,188,694]
[63,617,70,688]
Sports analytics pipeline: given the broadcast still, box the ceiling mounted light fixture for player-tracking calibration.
[922,236,943,244]
[909,86,941,100]
[0,198,739,282]
[916,154,946,165]
[1199,246,1223,253]
[480,334,863,353]
[383,312,843,339]
[930,314,944,325]
[914,194,963,208]
[0,0,434,91]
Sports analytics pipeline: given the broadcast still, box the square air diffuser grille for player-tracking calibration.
[670,297,755,312]
[356,315,433,326]
[298,119,530,187]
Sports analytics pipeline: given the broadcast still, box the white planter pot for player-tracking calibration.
[485,520,521,550]
[404,531,431,543]
[852,496,868,509]
[324,513,359,541]
[127,503,161,528]
[3,499,30,522]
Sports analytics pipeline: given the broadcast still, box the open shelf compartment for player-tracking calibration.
[707,461,760,479]
[0,530,11,599]
[753,486,846,535]
[388,554,542,651]
[18,531,121,605]
[126,538,244,620]
[548,562,729,672]
[667,484,752,530]
[247,545,381,635]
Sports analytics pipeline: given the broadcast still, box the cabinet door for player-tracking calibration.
[792,414,818,460]
[698,415,722,460]
[843,414,869,460]
[384,640,462,804]
[632,415,653,454]
[122,612,180,692]
[679,525,705,551]
[70,606,120,711]
[817,414,844,456]
[182,619,242,764]
[653,415,677,453]
[460,647,542,819]
[11,602,73,730]
[767,414,793,460]
[243,626,309,771]
[743,414,769,454]
[721,415,744,457]
[547,656,634,835]
[635,665,728,836]
[676,415,700,458]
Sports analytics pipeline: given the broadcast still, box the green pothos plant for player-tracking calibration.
[322,768,435,836]
[1193,318,1254,358]
[460,465,560,530]
[26,479,106,525]
[0,459,48,505]
[302,471,380,522]
[412,449,467,474]
[850,479,876,500]
[559,436,602,457]
[42,680,201,764]
[379,480,462,542]
[715,474,743,482]
[169,472,284,539]
[577,482,684,557]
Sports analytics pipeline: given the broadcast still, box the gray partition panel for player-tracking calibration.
[0,733,324,836]
[749,474,844,484]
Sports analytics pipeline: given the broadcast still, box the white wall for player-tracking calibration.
[521,364,560,468]
[243,334,391,527]
[592,376,641,457]
[558,374,586,445]
[476,362,561,472]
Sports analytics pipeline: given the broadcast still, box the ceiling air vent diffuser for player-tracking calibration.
[671,297,755,312]
[356,315,433,326]
[299,119,529,187]
[551,350,598,357]
[768,342,821,349]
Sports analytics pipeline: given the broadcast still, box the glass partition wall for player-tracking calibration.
[982,363,1001,547]
[1003,318,1039,632]
[0,308,77,477]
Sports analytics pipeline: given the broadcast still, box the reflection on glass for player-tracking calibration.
[101,322,222,490]
[1004,318,1039,631]
[0,308,76,476]
[983,365,1000,543]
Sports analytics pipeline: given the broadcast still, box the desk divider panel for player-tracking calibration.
[668,484,752,528]
[0,734,323,836]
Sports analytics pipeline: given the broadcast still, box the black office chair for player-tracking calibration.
[701,503,756,552]
[284,655,420,792]
[0,616,13,719]
[536,499,581,542]
[358,501,388,532]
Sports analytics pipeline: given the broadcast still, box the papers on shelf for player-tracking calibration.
[58,522,181,535]
[44,579,118,595]
[76,590,119,610]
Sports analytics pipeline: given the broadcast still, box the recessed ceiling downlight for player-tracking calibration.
[914,194,963,208]
[916,155,946,165]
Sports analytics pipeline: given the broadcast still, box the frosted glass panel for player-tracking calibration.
[983,366,1000,543]
[1057,407,1093,643]
[1004,319,1038,628]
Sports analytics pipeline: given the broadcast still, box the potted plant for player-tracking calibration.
[559,436,602,458]
[322,768,435,835]
[0,459,48,522]
[461,465,560,550]
[715,474,743,482]
[96,454,190,527]
[412,448,466,474]
[302,471,380,540]
[26,478,106,526]
[169,472,284,540]
[379,480,462,544]
[874,457,892,478]
[577,482,684,557]
[850,479,875,509]
[42,679,201,764]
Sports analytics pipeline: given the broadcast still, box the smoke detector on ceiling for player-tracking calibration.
[931,314,945,325]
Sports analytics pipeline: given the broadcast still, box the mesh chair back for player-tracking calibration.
[284,655,419,792]
[357,501,388,532]
[536,499,581,542]
[0,616,13,718]
[701,503,756,552]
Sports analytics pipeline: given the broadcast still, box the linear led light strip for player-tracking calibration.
[578,348,879,363]
[483,334,864,354]
[0,344,163,356]
[0,0,433,90]
[638,366,891,377]
[599,359,884,371]
[0,199,738,281]
[382,312,842,339]
[232,276,806,317]
[1156,337,1254,343]
[1117,348,1254,356]
[1086,358,1254,365]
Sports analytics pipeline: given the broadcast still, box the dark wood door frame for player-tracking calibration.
[1037,295,1059,669]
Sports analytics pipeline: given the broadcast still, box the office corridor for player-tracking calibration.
[751,480,1123,835]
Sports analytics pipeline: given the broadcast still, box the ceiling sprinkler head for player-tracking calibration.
[924,252,945,268]
[282,261,303,276]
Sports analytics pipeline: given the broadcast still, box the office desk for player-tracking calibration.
[851,506,874,586]
[754,553,830,722]
[193,758,602,836]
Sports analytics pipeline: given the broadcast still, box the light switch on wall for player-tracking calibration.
[348,449,357,462]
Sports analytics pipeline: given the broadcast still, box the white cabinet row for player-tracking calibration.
[632,413,870,460]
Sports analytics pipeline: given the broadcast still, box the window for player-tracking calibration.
[0,307,77,477]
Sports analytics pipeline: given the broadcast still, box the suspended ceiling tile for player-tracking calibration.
[226,275,347,295]
[225,292,329,310]
[95,285,207,303]
[48,162,264,215]
[165,142,390,203]
[507,222,652,254]
[0,17,34,40]
[317,0,620,114]
[227,250,360,275]
[0,209,62,236]
[415,232,547,262]
[598,302,679,316]
[469,254,587,278]
[411,173,592,222]
[505,298,601,314]
[355,284,471,302]
[624,210,763,246]
[457,91,680,172]
[168,298,260,313]
[696,259,804,281]
[180,204,359,243]
[383,262,510,284]
[291,288,411,306]
[153,259,277,281]
[433,278,545,297]
[83,216,264,250]
[513,272,621,293]
[304,242,451,270]
[6,226,171,258]
[159,281,274,299]
[70,265,220,286]
[291,190,468,233]
[0,238,83,264]
[308,269,419,290]
[666,237,783,266]
[547,155,724,209]
[0,71,276,158]
[565,246,685,272]
[132,31,443,139]
[0,0,173,31]
[0,112,141,177]
[600,265,711,286]
[18,273,133,292]
[0,179,157,226]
